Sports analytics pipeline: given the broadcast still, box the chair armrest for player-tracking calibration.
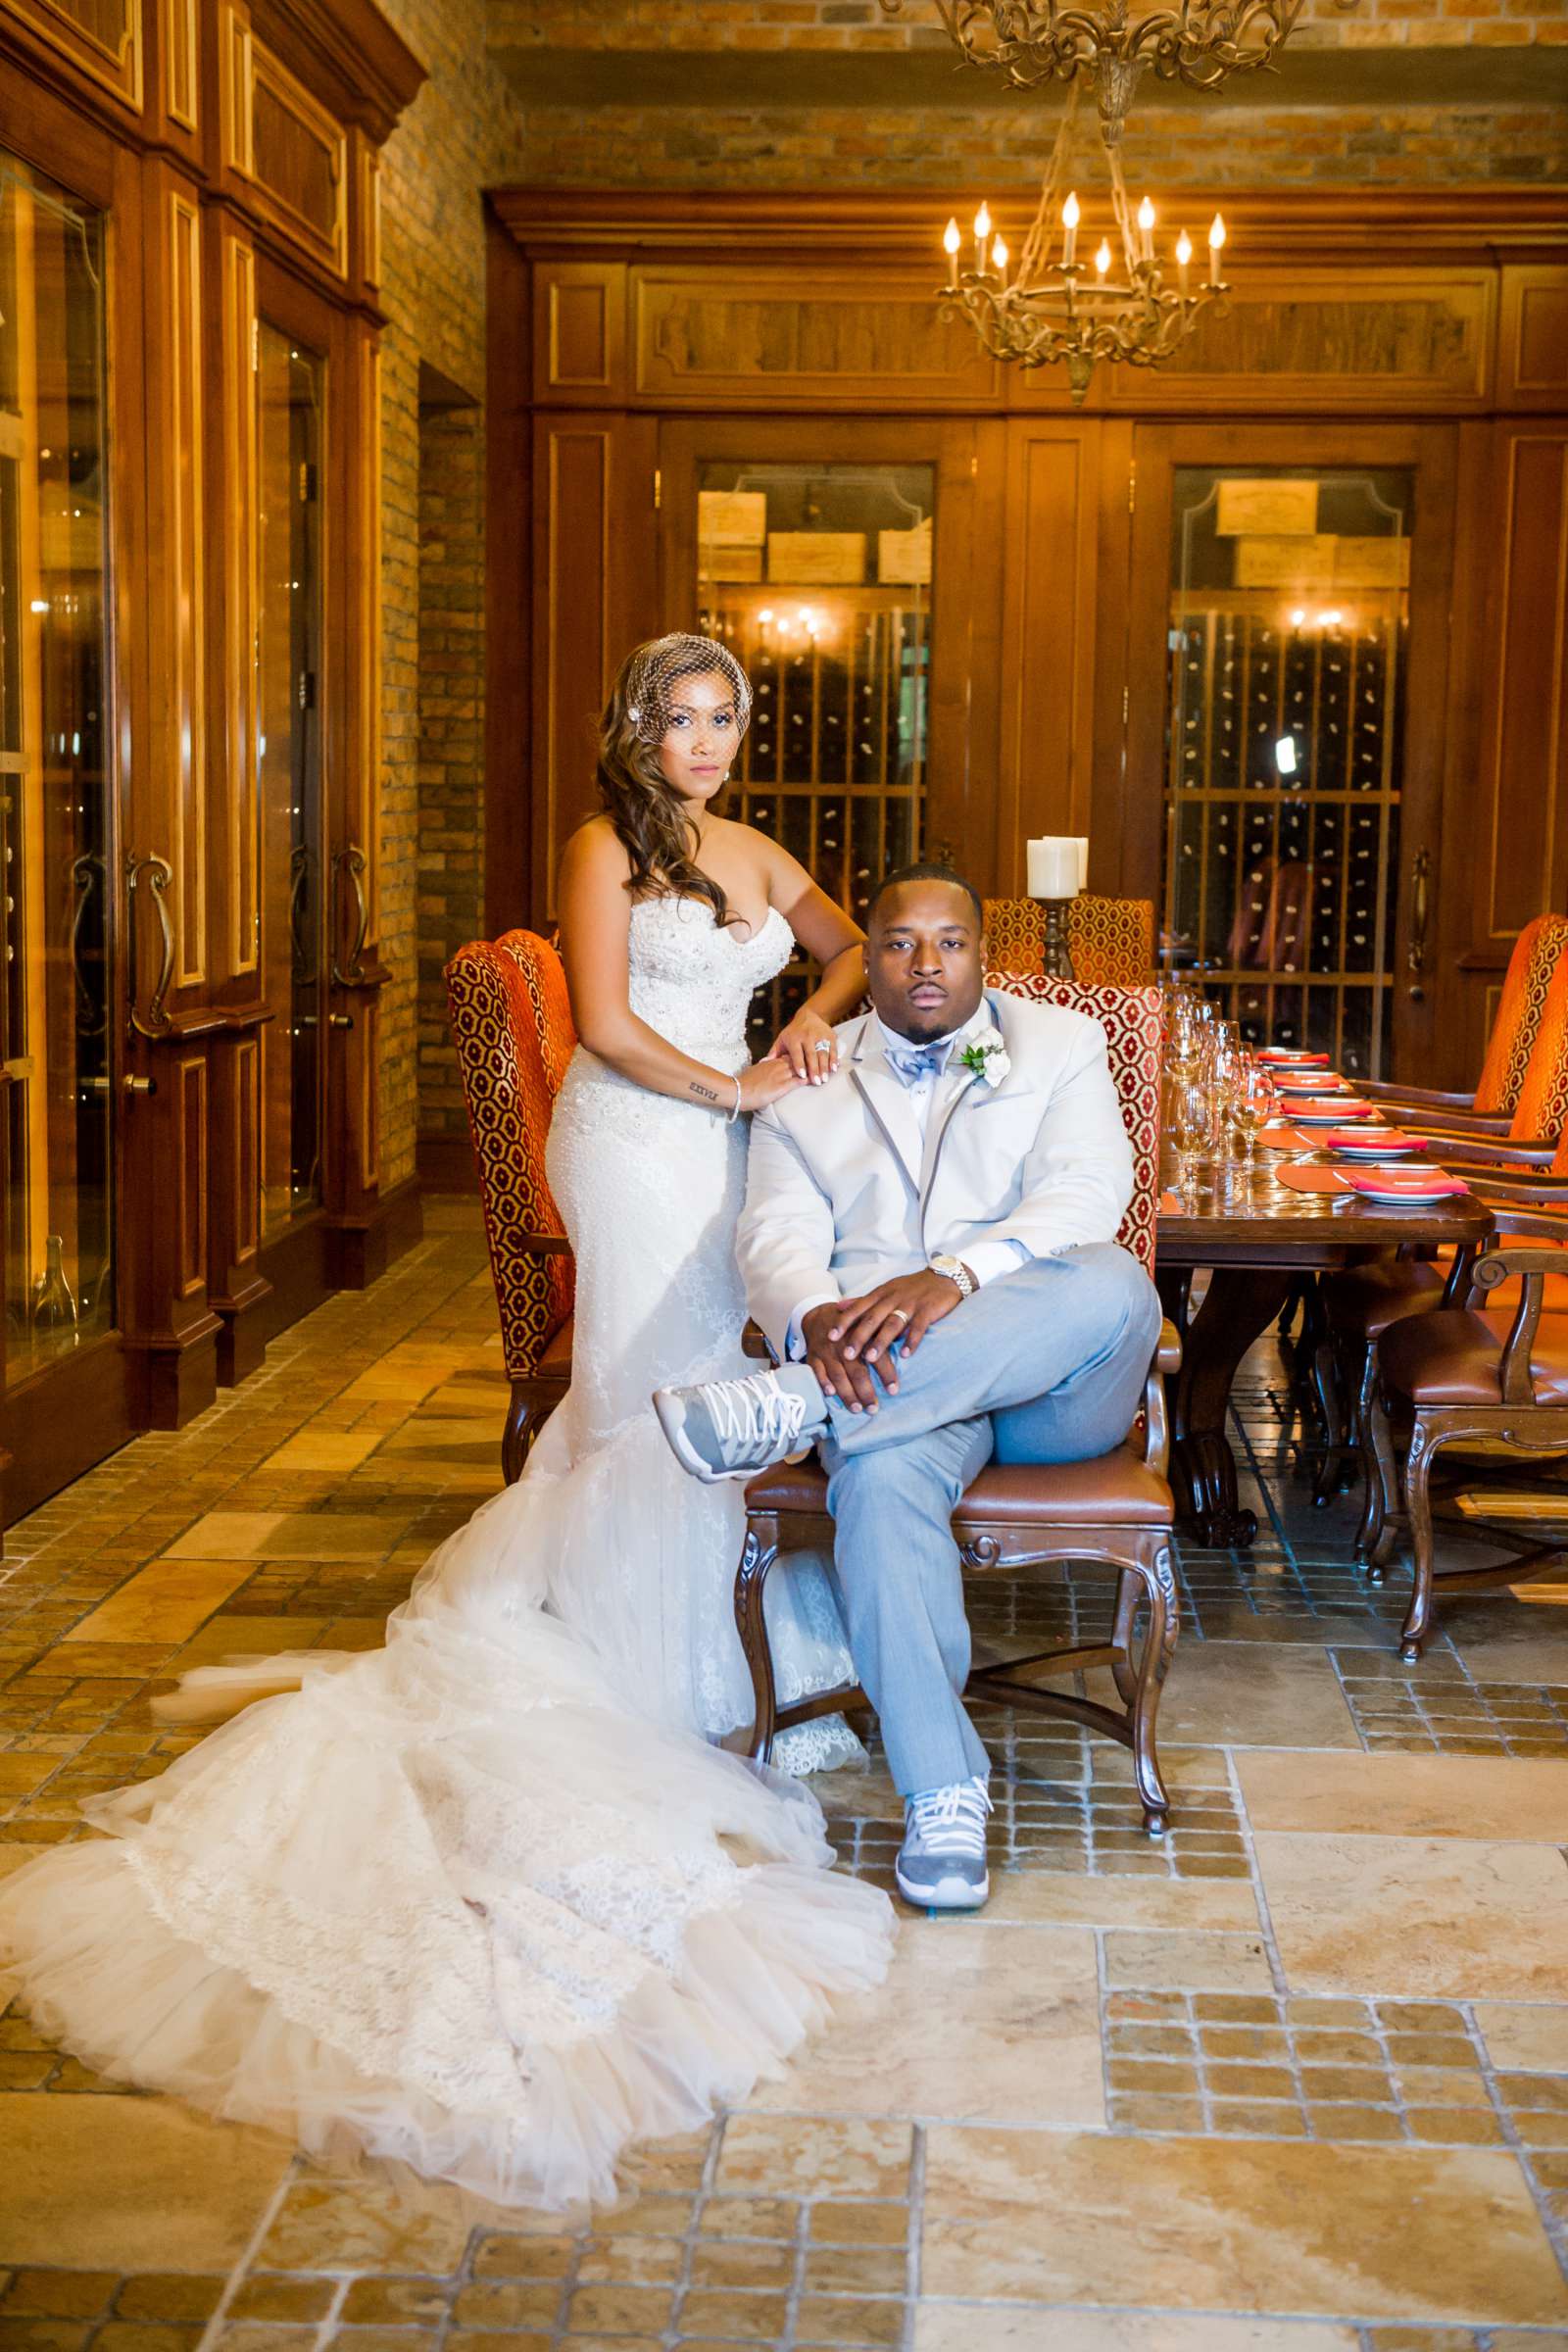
[1143,1319,1181,1476]
[1390,1109,1512,1137]
[1406,1132,1554,1167]
[1358,1081,1481,1109]
[742,1319,770,1360]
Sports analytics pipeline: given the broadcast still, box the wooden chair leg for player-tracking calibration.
[1398,1421,1439,1663]
[733,1512,781,1761]
[1110,1569,1140,1708]
[502,1382,534,1486]
[1127,1540,1179,1838]
[1365,1375,1403,1578]
[1309,1322,1348,1505]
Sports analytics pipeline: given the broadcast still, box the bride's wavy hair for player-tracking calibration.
[596,634,754,929]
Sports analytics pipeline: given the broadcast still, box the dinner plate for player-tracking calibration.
[1323,1129,1420,1156]
[1341,1168,1469,1202]
[1290,1101,1378,1124]
[1272,1069,1346,1091]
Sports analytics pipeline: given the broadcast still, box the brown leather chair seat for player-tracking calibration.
[1324,1257,1446,1338]
[746,1443,1170,1527]
[1379,1304,1568,1406]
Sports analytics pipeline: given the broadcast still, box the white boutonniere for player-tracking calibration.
[958,1035,1010,1088]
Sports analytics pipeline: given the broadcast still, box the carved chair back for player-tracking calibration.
[982,895,1156,987]
[445,929,576,1380]
[1475,913,1568,1116]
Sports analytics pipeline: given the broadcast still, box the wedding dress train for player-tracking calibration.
[0,898,890,2210]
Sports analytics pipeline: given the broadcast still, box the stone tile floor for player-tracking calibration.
[4,1199,1568,2349]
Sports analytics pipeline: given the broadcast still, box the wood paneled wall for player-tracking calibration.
[493,188,1568,1092]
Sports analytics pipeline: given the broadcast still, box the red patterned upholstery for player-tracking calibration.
[983,896,1155,987]
[445,930,576,1380]
[1475,913,1568,1116]
[989,974,1161,1272]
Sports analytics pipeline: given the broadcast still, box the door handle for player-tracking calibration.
[1406,846,1431,1003]
[125,852,175,1037]
[330,846,368,987]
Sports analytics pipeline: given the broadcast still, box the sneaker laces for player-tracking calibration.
[906,1779,992,1860]
[695,1369,808,1456]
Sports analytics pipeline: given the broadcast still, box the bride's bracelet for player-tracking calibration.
[727,1073,743,1123]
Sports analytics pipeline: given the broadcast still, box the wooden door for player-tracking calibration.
[1120,421,1458,1084]
[656,416,1002,1043]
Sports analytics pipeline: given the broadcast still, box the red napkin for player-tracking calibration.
[1258,1050,1329,1065]
[1341,1167,1468,1200]
[1323,1129,1419,1153]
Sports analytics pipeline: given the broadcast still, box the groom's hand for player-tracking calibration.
[802,1270,971,1411]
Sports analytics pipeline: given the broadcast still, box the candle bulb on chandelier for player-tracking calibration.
[1137,196,1155,265]
[974,201,991,269]
[1175,228,1193,297]
[1061,189,1080,269]
[944,216,960,287]
[991,233,1009,285]
[1094,237,1112,279]
[1208,212,1227,286]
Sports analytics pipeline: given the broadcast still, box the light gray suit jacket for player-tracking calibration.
[737,989,1135,1362]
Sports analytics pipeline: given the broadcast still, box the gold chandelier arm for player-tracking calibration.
[1018,74,1083,280]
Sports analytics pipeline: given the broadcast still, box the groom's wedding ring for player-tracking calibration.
[892,1308,910,1324]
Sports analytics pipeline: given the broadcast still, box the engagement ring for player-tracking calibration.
[813,1040,832,1053]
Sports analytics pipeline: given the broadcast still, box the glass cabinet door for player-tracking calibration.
[0,158,114,1385]
[1162,467,1412,1078]
[257,322,324,1233]
[694,461,934,1052]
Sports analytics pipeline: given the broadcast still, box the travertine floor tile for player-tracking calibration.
[165,1514,285,1561]
[0,2092,289,2267]
[712,2116,913,2199]
[1474,2002,1568,2073]
[1238,1751,1568,1840]
[261,1432,383,1474]
[1255,1832,1568,1999]
[914,2314,1360,2351]
[252,2172,471,2273]
[919,2130,1568,2321]
[747,1924,1102,2126]
[1090,1645,1358,1750]
[63,1560,257,1646]
[987,1874,1260,1931]
[1442,1596,1568,1685]
[1102,1931,1274,1992]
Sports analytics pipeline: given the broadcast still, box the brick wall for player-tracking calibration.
[372,0,525,1186]
[514,99,1568,186]
[491,0,1568,49]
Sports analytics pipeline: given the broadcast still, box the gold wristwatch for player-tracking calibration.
[928,1252,976,1299]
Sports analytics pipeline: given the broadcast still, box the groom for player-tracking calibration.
[655,864,1161,1912]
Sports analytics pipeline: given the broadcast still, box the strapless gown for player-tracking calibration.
[0,897,891,2211]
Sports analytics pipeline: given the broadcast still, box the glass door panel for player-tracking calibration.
[0,157,114,1385]
[694,460,934,1053]
[1162,466,1411,1079]
[257,322,323,1232]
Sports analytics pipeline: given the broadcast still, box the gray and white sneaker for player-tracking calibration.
[896,1777,993,1911]
[653,1365,824,1486]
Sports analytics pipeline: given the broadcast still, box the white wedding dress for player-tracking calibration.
[0,897,891,2211]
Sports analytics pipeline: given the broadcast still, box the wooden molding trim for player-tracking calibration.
[248,0,425,144]
[493,186,1568,266]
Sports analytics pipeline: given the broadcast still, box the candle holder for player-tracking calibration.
[1040,897,1077,980]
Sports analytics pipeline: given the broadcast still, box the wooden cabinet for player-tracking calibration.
[495,190,1568,1095]
[0,0,424,1529]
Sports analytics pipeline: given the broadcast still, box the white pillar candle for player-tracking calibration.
[1027,837,1081,899]
[1071,836,1089,891]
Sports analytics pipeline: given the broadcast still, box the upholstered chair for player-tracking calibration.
[733,977,1182,1836]
[445,929,577,1483]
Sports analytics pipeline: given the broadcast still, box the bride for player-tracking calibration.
[0,632,893,2213]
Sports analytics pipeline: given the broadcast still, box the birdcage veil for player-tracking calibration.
[621,632,753,746]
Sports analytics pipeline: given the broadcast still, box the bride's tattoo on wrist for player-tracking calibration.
[689,1079,720,1103]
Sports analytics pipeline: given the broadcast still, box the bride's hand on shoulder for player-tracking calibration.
[738,1056,810,1113]
[765,1006,841,1086]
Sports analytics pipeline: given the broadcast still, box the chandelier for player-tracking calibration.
[879,0,1355,142]
[938,93,1228,403]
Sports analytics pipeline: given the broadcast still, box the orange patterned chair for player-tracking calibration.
[982,895,1156,987]
[445,929,577,1483]
[733,978,1183,1835]
[1361,910,1568,1123]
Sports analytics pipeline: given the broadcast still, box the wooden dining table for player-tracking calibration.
[1154,1143,1493,1547]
